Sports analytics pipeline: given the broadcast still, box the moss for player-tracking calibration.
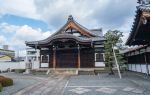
[0,83,3,92]
[14,69,25,73]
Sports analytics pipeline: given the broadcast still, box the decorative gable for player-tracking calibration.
[53,15,97,38]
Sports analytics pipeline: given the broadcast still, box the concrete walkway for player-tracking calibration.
[13,74,69,95]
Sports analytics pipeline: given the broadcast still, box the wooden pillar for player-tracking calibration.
[77,44,80,68]
[48,48,50,68]
[127,54,129,70]
[134,51,137,72]
[39,48,41,68]
[25,46,28,62]
[139,50,142,73]
[130,52,132,71]
[144,48,149,75]
[35,44,39,62]
[53,46,56,69]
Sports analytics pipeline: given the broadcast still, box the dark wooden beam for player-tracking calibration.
[53,46,56,68]
[39,48,41,68]
[77,44,80,68]
[144,48,149,75]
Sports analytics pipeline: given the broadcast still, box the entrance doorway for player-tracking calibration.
[56,49,78,68]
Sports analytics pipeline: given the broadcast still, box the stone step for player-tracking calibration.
[78,70,95,75]
[48,69,78,75]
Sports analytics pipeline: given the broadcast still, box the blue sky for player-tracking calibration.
[0,14,51,51]
[0,14,49,31]
[0,0,138,56]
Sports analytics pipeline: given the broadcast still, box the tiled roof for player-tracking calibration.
[26,15,104,46]
[138,4,150,11]
[125,3,150,45]
[73,20,99,37]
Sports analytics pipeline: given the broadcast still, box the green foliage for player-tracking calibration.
[104,30,123,63]
[104,30,126,73]
[0,83,3,92]
[14,69,25,73]
[116,53,126,66]
[0,76,13,87]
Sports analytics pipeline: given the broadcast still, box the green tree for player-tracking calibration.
[104,30,124,74]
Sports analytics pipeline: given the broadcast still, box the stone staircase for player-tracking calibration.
[78,69,95,75]
[32,68,112,75]
[48,68,78,75]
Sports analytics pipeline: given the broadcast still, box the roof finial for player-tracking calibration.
[68,15,73,21]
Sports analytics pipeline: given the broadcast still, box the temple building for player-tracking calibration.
[25,15,105,68]
[125,0,150,74]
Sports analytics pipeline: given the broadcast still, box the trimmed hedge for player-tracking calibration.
[14,69,25,73]
[0,76,13,87]
[0,83,3,92]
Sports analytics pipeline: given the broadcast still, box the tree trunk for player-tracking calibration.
[109,63,114,75]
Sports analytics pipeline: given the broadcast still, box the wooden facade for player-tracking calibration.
[26,15,104,68]
[125,0,150,74]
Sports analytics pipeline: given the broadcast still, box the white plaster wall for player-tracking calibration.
[132,64,136,71]
[141,64,147,73]
[95,62,105,67]
[0,61,40,71]
[32,61,40,69]
[136,64,142,72]
[0,62,25,71]
[128,64,131,71]
[40,63,49,68]
[148,65,150,72]
[128,64,150,74]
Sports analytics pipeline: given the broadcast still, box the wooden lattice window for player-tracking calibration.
[95,53,104,62]
[41,55,49,63]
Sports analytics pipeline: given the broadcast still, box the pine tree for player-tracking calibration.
[104,30,125,75]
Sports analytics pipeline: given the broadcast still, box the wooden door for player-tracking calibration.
[56,49,77,68]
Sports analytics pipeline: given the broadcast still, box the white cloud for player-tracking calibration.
[34,0,112,28]
[0,23,20,33]
[0,0,39,19]
[0,23,53,51]
[122,32,129,44]
[0,35,6,44]
[0,0,139,51]
[0,0,137,31]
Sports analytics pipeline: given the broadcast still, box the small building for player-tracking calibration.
[0,46,15,62]
[26,47,40,61]
[26,15,105,68]
[125,0,150,74]
[0,55,12,62]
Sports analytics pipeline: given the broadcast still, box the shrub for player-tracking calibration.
[0,83,3,92]
[11,69,15,72]
[0,76,13,87]
[14,69,25,73]
[0,76,4,78]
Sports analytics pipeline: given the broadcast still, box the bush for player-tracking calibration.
[11,69,15,72]
[0,76,13,87]
[14,69,25,73]
[0,83,3,92]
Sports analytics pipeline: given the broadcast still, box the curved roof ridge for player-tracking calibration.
[26,33,92,45]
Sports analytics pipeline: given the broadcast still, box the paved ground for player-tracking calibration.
[1,72,150,95]
[0,73,69,95]
[0,73,50,95]
[64,74,150,95]
[13,74,69,95]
